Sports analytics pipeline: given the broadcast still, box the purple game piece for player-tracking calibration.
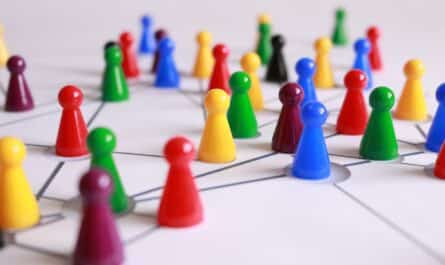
[73,168,124,265]
[5,55,34,112]
[151,29,168,73]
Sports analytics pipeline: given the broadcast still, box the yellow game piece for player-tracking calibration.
[0,137,39,230]
[0,24,9,67]
[394,59,428,121]
[313,37,335,89]
[198,89,236,163]
[241,52,264,111]
[258,13,271,24]
[192,31,214,79]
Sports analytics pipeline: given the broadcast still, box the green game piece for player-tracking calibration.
[359,87,399,160]
[256,23,272,65]
[227,71,259,138]
[87,127,129,213]
[331,8,348,46]
[102,46,129,102]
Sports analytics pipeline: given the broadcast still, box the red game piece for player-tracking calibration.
[5,55,34,112]
[336,70,368,135]
[435,144,445,179]
[158,136,203,227]
[208,44,231,95]
[367,26,382,71]
[119,31,140,78]
[151,29,168,73]
[55,85,88,157]
[272,83,304,153]
[74,168,124,265]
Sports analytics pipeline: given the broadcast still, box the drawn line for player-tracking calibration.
[343,160,372,167]
[36,162,65,200]
[198,79,206,121]
[13,242,69,260]
[415,124,427,139]
[325,132,339,139]
[41,195,67,203]
[399,162,425,168]
[124,225,159,246]
[328,153,363,160]
[400,151,425,157]
[114,151,164,158]
[259,119,277,128]
[397,139,422,147]
[86,101,105,127]
[177,89,202,108]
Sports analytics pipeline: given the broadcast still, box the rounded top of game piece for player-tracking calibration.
[119,31,134,46]
[241,52,261,72]
[435,83,445,102]
[229,71,251,93]
[301,101,328,126]
[58,85,83,109]
[271,34,285,49]
[104,41,118,51]
[354,38,371,54]
[212,43,229,60]
[158,37,175,54]
[79,168,113,198]
[336,8,346,19]
[0,136,26,166]
[164,136,196,164]
[314,37,332,53]
[258,13,271,24]
[295,57,316,77]
[367,26,380,40]
[204,89,230,113]
[369,86,395,111]
[7,55,26,73]
[141,15,152,27]
[87,127,117,155]
[196,31,212,45]
[105,46,122,64]
[279,83,304,105]
[403,59,424,79]
[344,69,367,91]
[155,29,168,41]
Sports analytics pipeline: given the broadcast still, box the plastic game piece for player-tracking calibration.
[359,87,398,160]
[336,70,368,135]
[151,29,168,74]
[265,34,288,83]
[256,13,272,65]
[55,85,89,157]
[241,52,263,111]
[192,31,214,79]
[331,8,348,46]
[295,58,318,105]
[138,15,155,55]
[87,127,129,214]
[353,38,373,90]
[154,37,180,88]
[314,37,335,89]
[0,137,39,229]
[119,31,140,78]
[425,83,445,152]
[367,26,383,71]
[394,59,427,121]
[291,102,330,180]
[158,136,203,227]
[198,89,236,163]
[227,71,259,138]
[0,24,9,67]
[208,44,231,94]
[102,46,129,102]
[0,231,4,248]
[5,55,34,112]
[272,83,304,153]
[434,143,445,179]
[73,168,124,265]
[104,41,118,51]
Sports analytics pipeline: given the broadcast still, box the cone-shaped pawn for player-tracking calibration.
[331,8,348,46]
[0,24,9,67]
[73,168,124,265]
[426,84,445,152]
[256,13,272,65]
[272,83,304,153]
[0,137,39,229]
[198,89,236,163]
[241,52,264,111]
[265,34,288,83]
[353,38,373,90]
[336,70,368,135]
[119,31,140,78]
[296,58,318,105]
[292,102,330,180]
[434,143,445,179]
[367,26,383,71]
[151,29,168,73]
[102,46,129,102]
[158,136,203,227]
[87,128,129,214]
[208,44,231,94]
[359,87,398,160]
[314,37,335,89]
[394,59,427,121]
[55,85,88,157]
[154,37,180,88]
[5,55,34,112]
[138,15,156,55]
[193,31,214,79]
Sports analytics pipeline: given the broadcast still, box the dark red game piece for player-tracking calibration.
[367,26,382,71]
[73,168,124,265]
[55,85,89,157]
[336,70,368,135]
[5,55,34,112]
[271,83,304,153]
[151,29,168,73]
[119,31,140,78]
[158,136,203,227]
[435,144,445,179]
[208,43,231,95]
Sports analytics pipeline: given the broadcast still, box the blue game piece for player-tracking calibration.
[295,58,318,106]
[353,38,373,90]
[138,15,156,55]
[425,83,445,152]
[154,37,180,88]
[291,101,330,180]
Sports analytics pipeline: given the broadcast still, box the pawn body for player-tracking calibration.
[331,8,348,46]
[154,37,180,88]
[265,34,288,83]
[119,31,140,78]
[426,83,445,152]
[296,58,318,105]
[353,38,373,90]
[5,55,34,112]
[193,31,214,79]
[151,29,168,73]
[367,26,383,71]
[0,25,9,67]
[138,15,155,55]
[208,44,231,94]
[102,46,129,102]
[434,144,445,179]
[256,14,272,65]
[314,37,334,89]
[241,52,263,111]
